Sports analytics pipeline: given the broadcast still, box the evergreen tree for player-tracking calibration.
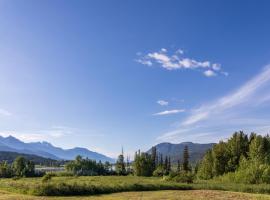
[159,154,163,166]
[197,150,214,179]
[151,146,157,170]
[168,157,171,172]
[115,148,126,175]
[182,145,190,172]
[226,131,249,172]
[212,141,229,176]
[177,160,181,172]
[133,152,153,176]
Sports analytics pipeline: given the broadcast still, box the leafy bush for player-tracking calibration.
[165,171,194,183]
[153,166,165,177]
[42,173,55,183]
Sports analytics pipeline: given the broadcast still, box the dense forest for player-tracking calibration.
[197,131,270,184]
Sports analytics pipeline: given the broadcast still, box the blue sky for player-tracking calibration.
[0,0,270,158]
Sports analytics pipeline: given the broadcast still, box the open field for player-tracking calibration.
[0,176,191,196]
[1,176,270,197]
[0,190,270,200]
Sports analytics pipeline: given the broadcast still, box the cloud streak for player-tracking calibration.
[157,100,169,106]
[182,65,270,126]
[158,65,270,143]
[153,109,185,116]
[136,48,228,77]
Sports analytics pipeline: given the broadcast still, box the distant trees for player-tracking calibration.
[182,146,190,172]
[115,148,126,175]
[133,152,153,176]
[65,155,112,176]
[0,156,35,178]
[0,161,12,178]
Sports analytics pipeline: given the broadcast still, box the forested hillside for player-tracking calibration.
[148,142,214,164]
[0,151,61,166]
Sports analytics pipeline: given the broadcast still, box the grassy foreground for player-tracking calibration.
[1,176,270,197]
[0,190,270,200]
[0,176,191,196]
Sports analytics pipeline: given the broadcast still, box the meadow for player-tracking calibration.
[1,176,270,199]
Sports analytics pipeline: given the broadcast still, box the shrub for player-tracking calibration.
[165,171,194,183]
[42,173,55,183]
[153,166,165,177]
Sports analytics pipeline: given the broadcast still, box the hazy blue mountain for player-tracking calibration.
[0,136,114,162]
[148,142,215,164]
[0,151,60,165]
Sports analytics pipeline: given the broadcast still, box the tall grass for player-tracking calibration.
[1,176,270,196]
[0,176,192,196]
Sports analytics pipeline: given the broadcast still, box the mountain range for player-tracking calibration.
[0,135,214,164]
[0,135,114,162]
[148,142,215,164]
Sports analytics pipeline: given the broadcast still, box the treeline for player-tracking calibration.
[65,155,114,176]
[0,156,38,178]
[197,131,270,184]
[63,146,194,183]
[113,146,193,182]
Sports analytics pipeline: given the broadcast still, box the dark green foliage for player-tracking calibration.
[212,141,229,176]
[166,171,194,183]
[197,150,214,179]
[0,161,12,178]
[177,160,181,172]
[115,152,126,175]
[182,146,190,172]
[65,155,112,176]
[151,146,157,170]
[153,165,165,177]
[133,152,153,176]
[226,131,249,172]
[12,156,35,177]
[0,156,37,178]
[198,131,270,184]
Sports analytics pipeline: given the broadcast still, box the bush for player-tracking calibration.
[165,171,194,183]
[42,173,55,183]
[153,166,165,177]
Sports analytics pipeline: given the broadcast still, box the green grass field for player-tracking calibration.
[1,176,270,199]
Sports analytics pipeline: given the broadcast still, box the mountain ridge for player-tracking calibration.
[0,135,114,162]
[148,141,215,164]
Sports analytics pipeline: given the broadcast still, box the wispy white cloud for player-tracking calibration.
[136,48,228,77]
[204,70,216,77]
[0,108,12,117]
[157,100,169,106]
[182,65,270,126]
[158,65,270,142]
[153,109,185,116]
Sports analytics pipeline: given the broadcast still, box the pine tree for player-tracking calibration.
[115,147,126,175]
[168,157,171,172]
[164,156,168,170]
[159,154,163,166]
[177,160,181,172]
[151,146,157,170]
[183,145,190,171]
